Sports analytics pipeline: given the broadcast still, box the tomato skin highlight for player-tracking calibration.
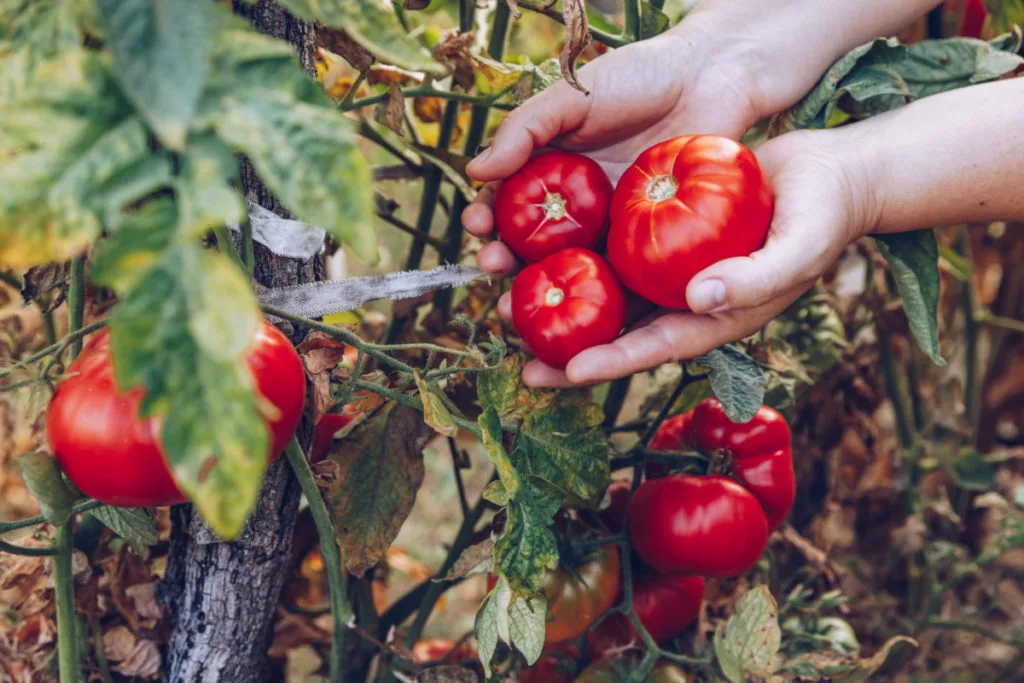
[646,398,795,531]
[585,573,704,660]
[511,248,626,369]
[46,320,306,508]
[606,135,773,310]
[494,150,614,264]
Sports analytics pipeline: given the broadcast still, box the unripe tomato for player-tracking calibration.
[511,248,626,369]
[487,544,621,645]
[646,398,795,531]
[46,320,306,507]
[494,150,613,263]
[606,135,773,309]
[310,406,360,464]
[629,474,769,577]
[586,573,704,660]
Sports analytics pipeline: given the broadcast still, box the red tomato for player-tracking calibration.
[494,150,613,263]
[310,406,360,464]
[411,638,475,664]
[520,644,580,683]
[958,0,987,38]
[629,474,769,578]
[586,573,704,661]
[597,480,632,533]
[606,135,773,310]
[511,248,626,369]
[488,545,621,645]
[47,320,306,507]
[646,399,795,531]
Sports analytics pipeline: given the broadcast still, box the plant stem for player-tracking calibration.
[0,538,59,556]
[43,310,58,345]
[624,0,642,40]
[89,617,114,683]
[377,212,447,251]
[339,69,368,110]
[977,312,1024,334]
[639,365,689,447]
[0,499,103,535]
[285,438,352,683]
[517,0,629,47]
[602,377,632,429]
[879,329,914,450]
[54,523,80,682]
[241,218,255,278]
[67,257,86,358]
[960,230,980,429]
[0,320,107,381]
[925,618,1024,649]
[448,437,470,518]
[342,86,516,113]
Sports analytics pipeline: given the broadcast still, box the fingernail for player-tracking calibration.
[689,279,728,312]
[471,146,492,166]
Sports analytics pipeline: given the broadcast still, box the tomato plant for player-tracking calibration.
[597,480,632,533]
[519,644,580,683]
[511,248,626,369]
[606,135,773,310]
[46,320,305,507]
[586,572,705,660]
[310,406,361,464]
[494,150,614,263]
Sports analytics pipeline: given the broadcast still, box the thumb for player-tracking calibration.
[466,81,591,182]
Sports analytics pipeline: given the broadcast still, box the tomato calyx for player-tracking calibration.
[645,174,678,203]
[541,191,569,221]
[705,447,733,476]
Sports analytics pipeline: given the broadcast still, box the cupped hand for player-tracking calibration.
[505,128,875,387]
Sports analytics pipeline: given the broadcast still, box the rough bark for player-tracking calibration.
[160,4,320,681]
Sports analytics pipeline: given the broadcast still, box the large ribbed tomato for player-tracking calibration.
[511,248,626,369]
[494,150,614,263]
[606,135,773,309]
[46,320,306,507]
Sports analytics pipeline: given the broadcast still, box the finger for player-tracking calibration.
[498,291,512,320]
[466,82,590,182]
[522,360,577,388]
[462,182,499,237]
[564,285,807,384]
[477,242,519,277]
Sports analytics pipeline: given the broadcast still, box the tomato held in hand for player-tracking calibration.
[606,135,773,309]
[46,320,306,507]
[646,398,795,531]
[494,150,614,263]
[586,572,704,661]
[487,544,621,645]
[511,248,626,369]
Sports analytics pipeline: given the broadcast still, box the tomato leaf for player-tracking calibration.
[948,447,996,491]
[639,1,670,39]
[18,452,73,525]
[875,230,945,365]
[108,243,265,539]
[274,0,443,75]
[713,585,783,683]
[90,200,178,294]
[475,575,512,673]
[414,372,459,438]
[493,480,560,595]
[479,406,520,498]
[0,0,84,96]
[696,345,766,423]
[476,354,556,421]
[439,538,494,581]
[326,402,431,577]
[88,506,159,554]
[509,594,547,665]
[175,134,246,238]
[97,0,212,149]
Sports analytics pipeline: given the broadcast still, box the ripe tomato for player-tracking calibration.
[958,0,987,38]
[629,474,769,577]
[586,572,704,661]
[411,638,476,664]
[646,398,795,531]
[520,644,580,683]
[494,150,613,263]
[511,248,626,369]
[606,135,773,310]
[310,406,361,464]
[487,544,621,645]
[597,480,632,533]
[47,320,305,507]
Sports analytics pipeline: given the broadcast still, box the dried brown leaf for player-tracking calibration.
[438,538,494,581]
[413,96,443,123]
[103,625,138,662]
[114,639,161,678]
[319,29,375,72]
[559,0,591,94]
[375,83,406,137]
[503,0,523,20]
[21,263,68,312]
[368,64,424,86]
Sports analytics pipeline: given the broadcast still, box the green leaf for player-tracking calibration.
[88,506,158,553]
[515,393,609,506]
[97,0,212,148]
[493,481,560,595]
[509,594,547,665]
[475,575,512,673]
[696,345,766,423]
[326,403,431,576]
[476,354,556,421]
[275,0,443,75]
[875,231,945,365]
[210,93,377,263]
[109,244,264,538]
[414,371,458,438]
[897,30,1023,100]
[479,406,520,498]
[175,134,245,237]
[18,452,73,525]
[0,0,85,97]
[714,585,783,683]
[638,1,670,39]
[948,447,996,491]
[90,199,177,293]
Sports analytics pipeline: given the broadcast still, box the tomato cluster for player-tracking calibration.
[500,136,773,369]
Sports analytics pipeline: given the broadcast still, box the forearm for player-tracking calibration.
[843,77,1024,235]
[679,0,943,115]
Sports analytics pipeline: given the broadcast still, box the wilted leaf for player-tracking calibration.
[509,594,546,664]
[560,0,591,94]
[475,575,511,672]
[374,83,405,137]
[18,452,73,525]
[948,447,997,490]
[477,354,556,420]
[97,0,211,148]
[479,406,519,497]
[319,28,375,72]
[438,538,494,581]
[713,585,783,683]
[832,636,917,683]
[696,345,766,422]
[875,230,944,365]
[413,372,459,437]
[20,262,68,312]
[512,57,561,104]
[327,403,431,576]
[89,507,158,554]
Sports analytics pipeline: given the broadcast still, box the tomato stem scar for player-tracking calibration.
[545,287,565,306]
[645,175,679,203]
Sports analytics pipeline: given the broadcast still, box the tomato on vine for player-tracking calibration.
[310,406,361,464]
[606,134,773,310]
[511,248,626,369]
[494,150,614,263]
[46,320,306,507]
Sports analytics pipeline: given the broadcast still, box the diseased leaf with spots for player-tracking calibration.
[479,406,520,498]
[326,403,431,576]
[439,538,494,581]
[89,506,159,553]
[875,230,944,365]
[477,354,556,420]
[90,200,177,294]
[714,585,783,683]
[696,345,766,423]
[493,481,560,595]
[0,0,85,97]
[475,574,512,672]
[509,594,546,664]
[175,135,245,237]
[414,372,458,438]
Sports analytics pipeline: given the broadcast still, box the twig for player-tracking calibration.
[342,86,516,113]
[89,616,114,683]
[0,499,103,534]
[517,0,629,47]
[977,312,1024,334]
[0,320,107,381]
[376,212,447,251]
[448,437,470,518]
[0,538,58,556]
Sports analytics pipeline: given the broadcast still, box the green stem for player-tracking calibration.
[639,365,689,447]
[517,0,629,47]
[925,618,1024,649]
[89,617,114,683]
[341,86,515,113]
[0,499,103,535]
[0,538,59,556]
[67,257,86,358]
[54,523,80,682]
[960,230,980,429]
[43,310,58,345]
[339,69,368,110]
[623,0,642,40]
[879,329,914,450]
[977,312,1024,334]
[241,218,255,278]
[214,227,245,273]
[0,320,107,381]
[285,438,353,683]
[601,377,632,429]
